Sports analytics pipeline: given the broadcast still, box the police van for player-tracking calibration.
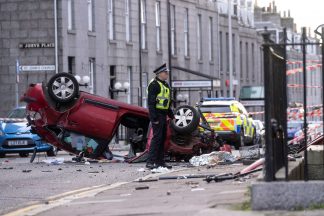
[199,97,256,149]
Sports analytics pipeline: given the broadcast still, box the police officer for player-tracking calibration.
[146,63,174,169]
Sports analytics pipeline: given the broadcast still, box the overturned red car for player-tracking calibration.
[21,73,220,162]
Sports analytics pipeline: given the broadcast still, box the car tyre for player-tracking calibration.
[235,129,245,150]
[19,152,29,157]
[0,153,5,158]
[47,146,58,157]
[47,72,79,103]
[171,105,200,134]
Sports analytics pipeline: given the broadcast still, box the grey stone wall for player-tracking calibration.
[0,0,263,116]
[0,0,55,116]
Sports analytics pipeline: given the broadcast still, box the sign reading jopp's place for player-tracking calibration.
[19,42,55,49]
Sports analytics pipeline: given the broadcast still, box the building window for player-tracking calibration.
[89,58,96,94]
[110,66,116,99]
[219,31,223,71]
[184,8,189,57]
[68,56,75,74]
[125,0,131,42]
[209,17,213,62]
[108,0,114,40]
[197,14,202,60]
[140,0,147,49]
[88,0,95,32]
[170,4,176,56]
[67,0,75,30]
[226,33,229,72]
[127,66,133,104]
[245,42,249,80]
[155,1,161,51]
[232,34,236,73]
[240,41,243,79]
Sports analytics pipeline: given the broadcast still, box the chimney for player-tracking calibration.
[288,10,290,17]
[308,27,311,37]
[284,11,286,17]
[269,3,272,12]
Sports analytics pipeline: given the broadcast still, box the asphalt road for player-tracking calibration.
[0,151,154,215]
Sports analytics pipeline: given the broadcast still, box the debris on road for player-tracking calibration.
[22,170,32,173]
[137,168,146,172]
[2,167,13,170]
[135,186,149,190]
[167,191,171,195]
[189,151,237,166]
[41,170,53,172]
[151,167,170,173]
[42,158,64,165]
[191,187,205,192]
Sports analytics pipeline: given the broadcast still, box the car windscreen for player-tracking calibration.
[200,105,231,113]
[7,108,26,118]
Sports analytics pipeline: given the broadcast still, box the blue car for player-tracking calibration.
[0,107,57,158]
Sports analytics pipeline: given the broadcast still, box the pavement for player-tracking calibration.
[4,147,324,216]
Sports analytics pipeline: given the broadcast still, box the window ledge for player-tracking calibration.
[156,50,163,55]
[88,31,96,37]
[184,56,190,60]
[172,55,177,59]
[126,42,133,46]
[67,29,76,35]
[141,49,148,53]
[109,40,117,44]
[209,61,214,65]
[198,60,203,64]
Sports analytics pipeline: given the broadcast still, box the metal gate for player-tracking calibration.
[263,27,324,181]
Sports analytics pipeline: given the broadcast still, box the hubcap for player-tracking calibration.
[174,108,193,127]
[52,77,74,99]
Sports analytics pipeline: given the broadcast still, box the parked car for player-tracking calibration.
[199,97,256,149]
[253,120,265,146]
[0,107,57,158]
[21,73,220,162]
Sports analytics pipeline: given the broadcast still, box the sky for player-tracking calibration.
[257,0,324,35]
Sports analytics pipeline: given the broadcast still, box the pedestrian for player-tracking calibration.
[146,63,174,169]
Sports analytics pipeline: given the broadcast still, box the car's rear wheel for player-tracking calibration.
[19,152,29,157]
[46,146,58,157]
[0,153,5,158]
[47,73,79,103]
[235,129,245,150]
[171,105,200,134]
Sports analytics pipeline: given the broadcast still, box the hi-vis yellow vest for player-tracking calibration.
[148,79,171,110]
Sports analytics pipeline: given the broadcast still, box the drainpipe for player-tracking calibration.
[138,0,142,106]
[228,0,233,97]
[54,0,58,74]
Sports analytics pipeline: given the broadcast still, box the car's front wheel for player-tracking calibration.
[171,105,200,134]
[47,72,79,103]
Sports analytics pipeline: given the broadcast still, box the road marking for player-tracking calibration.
[67,199,126,205]
[4,167,188,216]
[218,189,247,195]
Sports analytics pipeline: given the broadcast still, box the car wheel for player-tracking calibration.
[0,153,5,158]
[47,72,79,103]
[19,152,29,157]
[46,146,58,157]
[171,105,200,134]
[235,129,245,150]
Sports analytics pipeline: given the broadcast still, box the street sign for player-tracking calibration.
[19,65,56,71]
[172,80,212,88]
[19,42,55,49]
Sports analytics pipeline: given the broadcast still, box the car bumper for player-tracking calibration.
[0,145,52,153]
[216,131,240,141]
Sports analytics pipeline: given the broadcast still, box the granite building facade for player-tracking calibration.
[0,0,262,116]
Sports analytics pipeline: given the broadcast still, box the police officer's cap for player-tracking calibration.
[153,63,169,74]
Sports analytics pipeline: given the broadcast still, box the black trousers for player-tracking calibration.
[147,113,167,165]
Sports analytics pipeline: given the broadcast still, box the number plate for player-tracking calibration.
[8,140,28,146]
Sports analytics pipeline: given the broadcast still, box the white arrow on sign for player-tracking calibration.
[19,65,56,71]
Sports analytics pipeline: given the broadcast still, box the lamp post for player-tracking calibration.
[109,81,130,97]
[74,75,90,87]
[228,0,233,97]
